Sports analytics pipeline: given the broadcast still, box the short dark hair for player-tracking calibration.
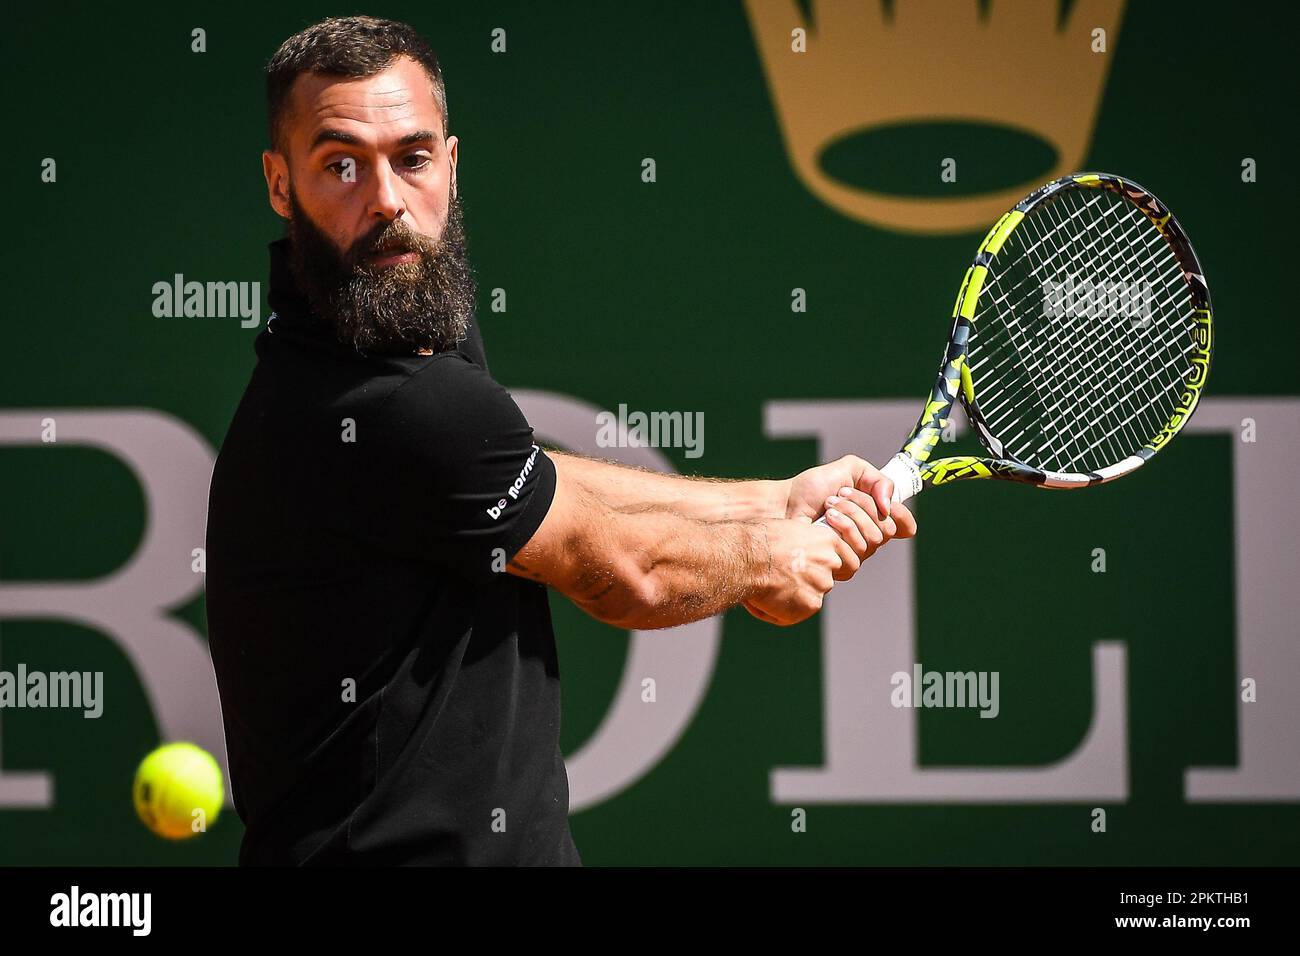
[265,16,449,152]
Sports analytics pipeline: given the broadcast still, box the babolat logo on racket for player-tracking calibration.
[1147,310,1213,452]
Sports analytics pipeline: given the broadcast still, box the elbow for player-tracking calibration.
[617,568,666,629]
[576,559,663,630]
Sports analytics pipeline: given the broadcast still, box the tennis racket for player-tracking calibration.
[831,171,1213,512]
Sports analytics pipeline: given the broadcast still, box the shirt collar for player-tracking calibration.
[267,238,324,334]
[264,237,373,360]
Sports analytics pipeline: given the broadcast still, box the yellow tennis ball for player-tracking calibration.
[132,742,224,840]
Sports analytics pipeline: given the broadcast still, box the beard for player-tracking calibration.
[285,188,476,356]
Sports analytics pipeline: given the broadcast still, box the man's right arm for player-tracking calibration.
[507,457,870,630]
[359,357,892,628]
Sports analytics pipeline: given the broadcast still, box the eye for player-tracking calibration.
[325,159,356,179]
[401,152,433,171]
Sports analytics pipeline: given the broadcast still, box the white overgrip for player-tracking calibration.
[879,453,923,504]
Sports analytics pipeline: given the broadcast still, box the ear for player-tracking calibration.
[263,150,292,219]
[446,134,459,200]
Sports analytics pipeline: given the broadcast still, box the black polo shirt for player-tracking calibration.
[204,238,579,866]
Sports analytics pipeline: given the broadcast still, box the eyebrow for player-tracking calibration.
[309,128,439,151]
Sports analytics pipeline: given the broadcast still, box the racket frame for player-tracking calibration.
[882,172,1214,504]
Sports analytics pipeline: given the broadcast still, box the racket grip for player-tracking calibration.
[879,453,923,504]
[812,453,923,527]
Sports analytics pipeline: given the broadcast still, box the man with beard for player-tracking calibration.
[204,16,915,866]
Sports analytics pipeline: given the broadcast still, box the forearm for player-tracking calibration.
[547,449,790,523]
[582,503,773,631]
[513,452,906,631]
[518,460,779,629]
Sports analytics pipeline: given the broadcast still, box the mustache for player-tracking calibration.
[345,219,439,270]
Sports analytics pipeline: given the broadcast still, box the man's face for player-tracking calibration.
[262,56,475,354]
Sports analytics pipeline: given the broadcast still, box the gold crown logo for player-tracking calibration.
[744,0,1125,234]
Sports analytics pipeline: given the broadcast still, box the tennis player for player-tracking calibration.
[204,16,916,867]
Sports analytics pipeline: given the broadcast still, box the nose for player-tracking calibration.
[366,163,406,222]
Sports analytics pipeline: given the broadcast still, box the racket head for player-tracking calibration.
[901,172,1213,495]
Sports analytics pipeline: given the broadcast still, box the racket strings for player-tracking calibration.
[979,243,1188,473]
[969,211,1125,459]
[973,196,1143,444]
[977,198,1170,433]
[971,197,1135,427]
[965,188,1196,475]
[995,201,1185,467]
[1030,207,1192,467]
[1024,199,1190,444]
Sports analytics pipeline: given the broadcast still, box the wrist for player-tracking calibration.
[760,478,793,520]
[742,519,775,601]
[706,478,787,523]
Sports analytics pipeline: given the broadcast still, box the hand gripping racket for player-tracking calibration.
[836,172,1213,511]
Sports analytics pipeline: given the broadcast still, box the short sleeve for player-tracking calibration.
[348,354,555,581]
